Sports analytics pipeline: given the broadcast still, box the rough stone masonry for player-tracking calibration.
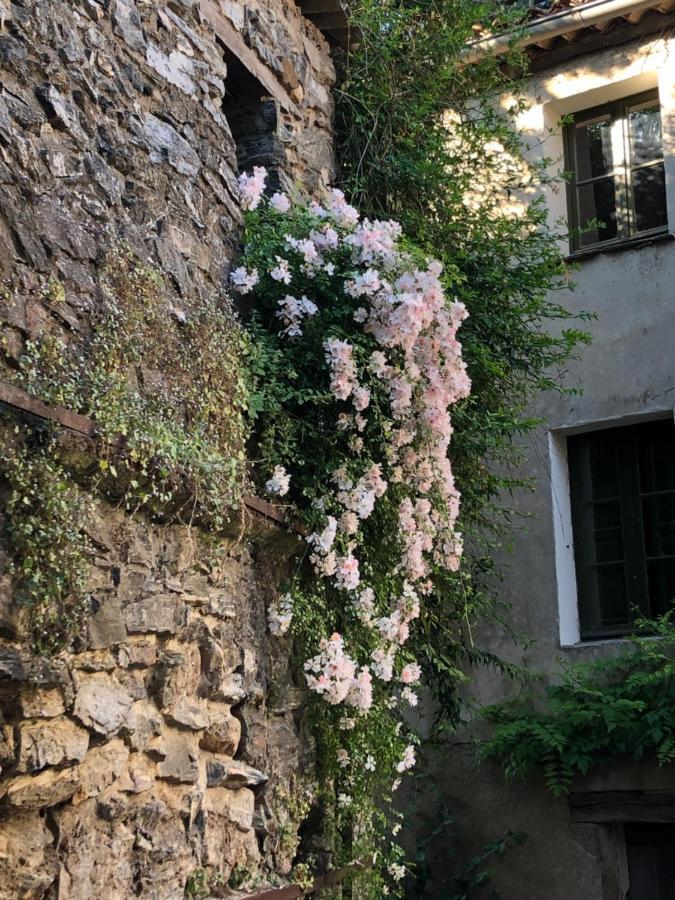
[0,1,336,896]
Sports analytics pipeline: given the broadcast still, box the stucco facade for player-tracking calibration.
[414,10,675,900]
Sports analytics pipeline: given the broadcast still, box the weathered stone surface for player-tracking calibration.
[16,718,89,773]
[206,758,267,789]
[156,730,199,783]
[166,697,209,730]
[73,739,129,803]
[72,674,133,737]
[0,0,333,892]
[121,699,163,752]
[124,594,186,634]
[17,686,65,718]
[117,752,155,794]
[0,810,56,897]
[200,702,241,755]
[87,595,127,648]
[1,766,80,809]
[204,785,255,832]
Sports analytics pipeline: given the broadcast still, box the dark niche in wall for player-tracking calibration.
[218,38,284,193]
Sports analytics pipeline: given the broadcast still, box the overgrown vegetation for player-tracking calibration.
[480,616,675,795]
[0,427,92,654]
[0,247,250,652]
[18,247,250,527]
[335,0,590,722]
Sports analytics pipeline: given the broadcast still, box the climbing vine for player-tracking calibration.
[234,167,472,894]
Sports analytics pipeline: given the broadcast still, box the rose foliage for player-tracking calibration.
[236,168,471,893]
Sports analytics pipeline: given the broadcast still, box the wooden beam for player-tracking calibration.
[570,791,675,824]
[198,0,295,112]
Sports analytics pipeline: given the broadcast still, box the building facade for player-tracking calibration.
[415,3,675,898]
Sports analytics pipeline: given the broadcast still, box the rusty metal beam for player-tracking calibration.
[0,380,301,533]
[242,862,361,898]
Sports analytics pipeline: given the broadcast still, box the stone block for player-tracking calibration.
[166,697,209,730]
[88,595,127,648]
[17,718,89,773]
[121,699,163,752]
[200,703,241,755]
[0,809,56,896]
[203,786,255,833]
[72,674,133,737]
[206,759,267,790]
[18,686,65,718]
[1,766,80,809]
[117,752,155,794]
[124,594,186,634]
[73,739,129,803]
[156,730,199,783]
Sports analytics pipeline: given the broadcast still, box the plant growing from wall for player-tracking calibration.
[0,248,251,653]
[480,616,675,795]
[0,425,92,654]
[16,246,250,528]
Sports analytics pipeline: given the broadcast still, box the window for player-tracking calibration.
[568,418,675,639]
[565,90,668,253]
[625,824,675,900]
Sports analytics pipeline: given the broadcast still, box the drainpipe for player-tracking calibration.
[462,0,671,63]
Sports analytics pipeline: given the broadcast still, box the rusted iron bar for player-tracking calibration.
[0,379,299,532]
[242,862,360,898]
[0,380,98,437]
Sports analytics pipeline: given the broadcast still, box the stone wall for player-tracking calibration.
[0,1,336,897]
[0,508,308,899]
[0,0,335,351]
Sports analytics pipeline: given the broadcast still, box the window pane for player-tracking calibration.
[577,177,619,246]
[588,441,619,499]
[646,559,675,617]
[574,116,613,180]
[628,102,663,166]
[595,564,630,626]
[632,162,667,233]
[638,427,675,493]
[642,494,675,558]
[626,824,675,900]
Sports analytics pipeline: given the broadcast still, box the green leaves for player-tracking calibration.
[480,617,675,794]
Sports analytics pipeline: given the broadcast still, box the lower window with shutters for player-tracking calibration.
[567,417,675,640]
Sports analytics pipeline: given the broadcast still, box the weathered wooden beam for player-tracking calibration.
[570,791,675,824]
[198,0,295,112]
[0,380,97,437]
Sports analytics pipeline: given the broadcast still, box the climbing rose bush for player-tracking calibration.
[237,169,470,895]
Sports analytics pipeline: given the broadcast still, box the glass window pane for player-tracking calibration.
[642,494,675,557]
[632,163,667,233]
[646,559,675,616]
[574,116,613,180]
[594,563,630,626]
[628,103,663,166]
[577,177,619,246]
[588,440,619,499]
[638,427,675,493]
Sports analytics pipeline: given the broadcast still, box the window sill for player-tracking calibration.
[566,230,674,263]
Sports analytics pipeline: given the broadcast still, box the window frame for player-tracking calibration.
[568,419,675,641]
[564,89,668,255]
